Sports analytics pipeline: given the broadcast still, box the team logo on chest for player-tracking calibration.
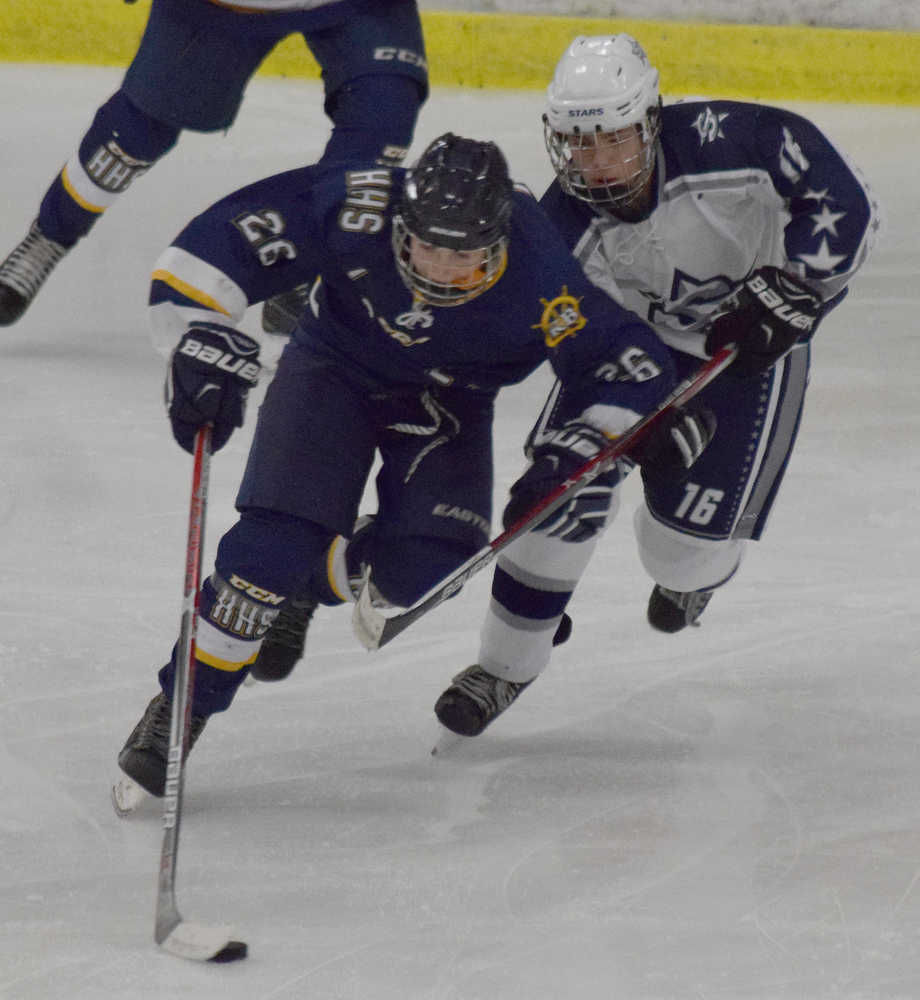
[395,297,435,330]
[362,294,432,347]
[692,107,729,145]
[532,286,587,346]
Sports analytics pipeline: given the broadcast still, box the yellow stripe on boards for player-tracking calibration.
[0,2,917,105]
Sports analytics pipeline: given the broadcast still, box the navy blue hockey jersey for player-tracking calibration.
[148,161,678,434]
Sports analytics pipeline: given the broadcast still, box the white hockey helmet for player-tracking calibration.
[544,34,661,216]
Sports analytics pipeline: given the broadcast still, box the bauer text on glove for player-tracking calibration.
[705,266,824,378]
[165,323,261,453]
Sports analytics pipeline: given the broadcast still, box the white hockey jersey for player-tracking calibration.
[540,99,882,359]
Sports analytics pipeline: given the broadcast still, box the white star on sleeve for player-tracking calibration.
[810,204,846,237]
[796,237,847,272]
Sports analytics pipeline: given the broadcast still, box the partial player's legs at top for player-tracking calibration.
[1,0,427,327]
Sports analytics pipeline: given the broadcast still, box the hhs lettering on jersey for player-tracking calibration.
[338,170,392,234]
[85,141,151,193]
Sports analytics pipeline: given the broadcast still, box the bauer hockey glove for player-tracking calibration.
[705,266,824,378]
[166,323,261,453]
[629,406,717,487]
[503,421,614,543]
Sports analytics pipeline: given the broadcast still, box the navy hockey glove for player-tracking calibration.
[503,422,613,543]
[629,406,716,486]
[705,266,824,378]
[166,323,261,454]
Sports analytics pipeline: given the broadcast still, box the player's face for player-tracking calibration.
[568,126,647,190]
[409,237,488,291]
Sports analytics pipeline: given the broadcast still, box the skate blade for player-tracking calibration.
[431,726,471,757]
[112,775,148,817]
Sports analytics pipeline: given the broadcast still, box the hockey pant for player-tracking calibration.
[478,346,810,684]
[160,343,494,717]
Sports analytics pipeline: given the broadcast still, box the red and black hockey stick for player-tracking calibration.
[154,426,248,963]
[352,345,737,652]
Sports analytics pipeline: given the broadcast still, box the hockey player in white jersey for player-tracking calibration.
[434,33,882,739]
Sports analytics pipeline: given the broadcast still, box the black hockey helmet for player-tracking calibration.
[400,133,512,250]
[393,133,513,305]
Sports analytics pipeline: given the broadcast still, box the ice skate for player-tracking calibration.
[111,774,149,817]
[0,220,68,325]
[249,595,318,682]
[434,664,533,738]
[647,584,713,633]
[116,692,207,798]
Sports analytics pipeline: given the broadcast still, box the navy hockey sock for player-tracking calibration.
[37,90,179,246]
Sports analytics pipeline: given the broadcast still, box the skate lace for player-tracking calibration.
[450,666,526,718]
[0,223,67,299]
[134,695,206,753]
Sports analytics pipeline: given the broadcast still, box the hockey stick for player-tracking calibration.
[154,426,248,963]
[353,345,737,652]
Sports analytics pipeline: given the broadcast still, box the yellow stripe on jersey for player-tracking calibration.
[60,165,105,214]
[195,614,262,672]
[150,269,233,316]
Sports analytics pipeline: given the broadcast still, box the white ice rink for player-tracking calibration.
[0,64,918,999]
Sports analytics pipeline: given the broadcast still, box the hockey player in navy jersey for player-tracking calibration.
[433,34,882,739]
[116,133,716,797]
[0,0,427,327]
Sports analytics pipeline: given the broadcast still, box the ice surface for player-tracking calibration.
[0,65,918,999]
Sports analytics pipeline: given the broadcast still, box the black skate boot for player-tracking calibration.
[0,220,68,325]
[435,665,533,737]
[249,595,318,682]
[261,282,312,337]
[117,692,208,797]
[647,585,713,633]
